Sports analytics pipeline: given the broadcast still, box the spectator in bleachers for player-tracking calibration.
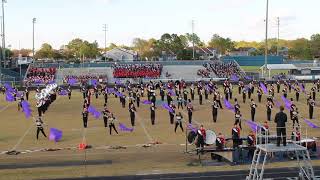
[24,68,56,85]
[112,63,162,78]
[200,61,245,78]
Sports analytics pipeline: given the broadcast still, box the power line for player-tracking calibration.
[103,24,108,62]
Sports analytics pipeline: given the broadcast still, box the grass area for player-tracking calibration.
[0,84,319,179]
[241,66,290,76]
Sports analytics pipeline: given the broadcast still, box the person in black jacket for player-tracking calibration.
[274,106,287,146]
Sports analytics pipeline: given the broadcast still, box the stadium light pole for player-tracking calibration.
[32,18,36,59]
[277,17,280,56]
[264,0,269,78]
[103,24,108,62]
[2,0,6,68]
[191,20,195,60]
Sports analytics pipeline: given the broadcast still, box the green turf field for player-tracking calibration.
[0,83,319,180]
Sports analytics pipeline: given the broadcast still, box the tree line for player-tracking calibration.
[7,33,320,61]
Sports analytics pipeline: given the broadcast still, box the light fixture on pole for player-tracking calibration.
[2,0,6,68]
[264,0,269,78]
[103,24,108,62]
[32,18,36,60]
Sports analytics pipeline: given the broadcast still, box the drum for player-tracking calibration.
[301,139,317,151]
[187,131,197,144]
[205,130,217,145]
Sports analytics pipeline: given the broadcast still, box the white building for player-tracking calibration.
[102,48,138,61]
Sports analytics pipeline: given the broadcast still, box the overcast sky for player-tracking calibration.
[4,0,320,49]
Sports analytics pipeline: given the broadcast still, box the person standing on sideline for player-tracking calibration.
[274,106,287,146]
[36,117,47,140]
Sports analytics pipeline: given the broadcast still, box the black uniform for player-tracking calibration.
[108,116,118,135]
[187,103,193,124]
[266,102,273,121]
[36,118,47,139]
[308,98,315,119]
[82,110,89,128]
[274,111,287,146]
[150,105,156,125]
[212,101,219,123]
[129,105,136,126]
[250,102,257,121]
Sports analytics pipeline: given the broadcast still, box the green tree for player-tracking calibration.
[208,34,234,54]
[288,38,312,59]
[185,33,204,47]
[310,34,320,57]
[35,43,54,59]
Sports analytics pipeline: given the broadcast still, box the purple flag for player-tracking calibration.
[21,100,32,119]
[58,90,68,96]
[49,128,63,142]
[162,103,174,113]
[224,99,235,112]
[231,74,239,82]
[304,119,319,128]
[187,124,197,133]
[142,100,152,105]
[168,89,176,96]
[5,93,14,102]
[119,123,134,132]
[274,99,281,108]
[68,78,77,85]
[245,120,261,132]
[260,82,268,94]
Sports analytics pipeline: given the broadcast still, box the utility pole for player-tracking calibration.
[191,20,195,60]
[103,24,108,62]
[2,0,6,68]
[264,0,269,77]
[277,17,280,56]
[32,18,36,60]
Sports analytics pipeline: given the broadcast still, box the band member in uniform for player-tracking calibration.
[232,124,241,148]
[150,103,156,125]
[295,86,300,101]
[25,87,29,101]
[36,117,47,140]
[308,97,315,119]
[177,95,183,109]
[37,100,43,117]
[247,131,256,160]
[234,98,240,112]
[250,99,257,121]
[102,107,110,128]
[291,107,299,128]
[129,103,136,126]
[311,86,316,100]
[235,110,242,130]
[104,90,108,104]
[160,87,165,101]
[216,133,225,150]
[282,87,288,99]
[199,88,203,105]
[291,127,301,142]
[183,89,188,106]
[266,100,273,121]
[169,102,176,124]
[82,107,89,128]
[242,88,247,103]
[257,86,262,103]
[276,80,281,93]
[196,125,206,151]
[190,84,195,101]
[167,92,173,106]
[216,92,223,109]
[212,99,219,123]
[108,113,118,135]
[174,112,184,132]
[187,100,193,124]
[68,86,72,100]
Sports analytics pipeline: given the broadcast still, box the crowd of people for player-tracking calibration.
[63,75,107,84]
[199,61,245,78]
[112,63,163,78]
[24,67,56,85]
